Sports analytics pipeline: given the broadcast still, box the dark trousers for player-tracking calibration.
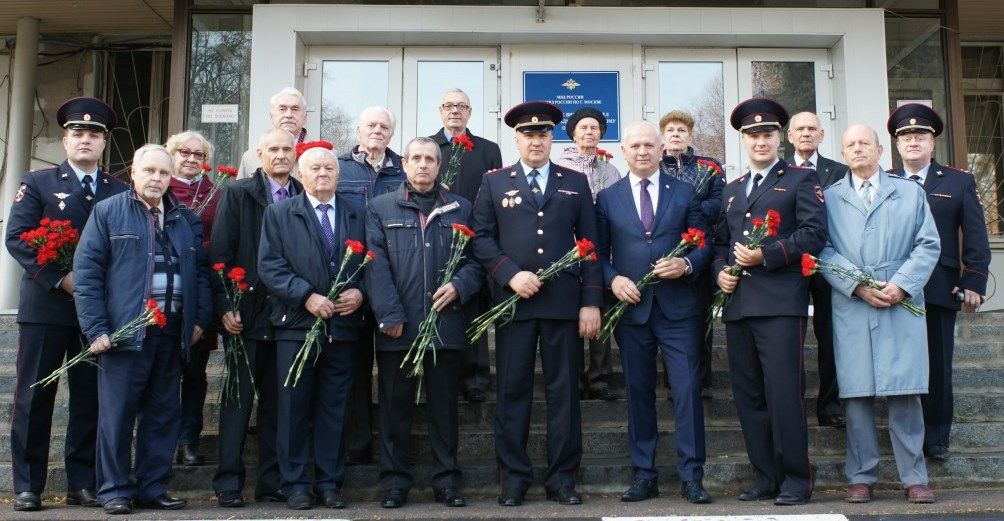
[178,337,212,447]
[581,300,613,393]
[276,339,355,495]
[494,318,581,492]
[11,323,97,494]
[212,339,281,495]
[725,316,812,496]
[376,350,461,491]
[696,270,714,388]
[617,312,705,482]
[922,304,957,451]
[809,275,841,419]
[96,330,181,503]
[459,290,491,393]
[343,325,374,456]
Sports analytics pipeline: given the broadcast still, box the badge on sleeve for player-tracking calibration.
[814,185,825,203]
[13,184,27,203]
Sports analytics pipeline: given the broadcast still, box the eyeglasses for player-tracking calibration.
[177,148,207,160]
[440,103,471,112]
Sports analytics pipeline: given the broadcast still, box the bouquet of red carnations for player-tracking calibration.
[33,299,167,388]
[692,159,723,200]
[19,217,80,272]
[440,134,474,188]
[468,238,598,343]
[706,209,780,333]
[285,240,375,387]
[598,228,707,342]
[213,262,255,405]
[191,164,237,216]
[800,253,925,316]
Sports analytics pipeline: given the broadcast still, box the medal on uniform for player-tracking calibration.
[726,195,735,213]
[54,192,70,211]
[502,189,521,207]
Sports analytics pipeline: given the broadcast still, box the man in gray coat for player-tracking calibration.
[818,124,939,505]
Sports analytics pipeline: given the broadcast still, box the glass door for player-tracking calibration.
[643,48,740,180]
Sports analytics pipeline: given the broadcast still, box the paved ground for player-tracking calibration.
[1,487,1002,520]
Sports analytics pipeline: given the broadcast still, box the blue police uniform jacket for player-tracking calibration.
[4,161,128,326]
[73,191,213,359]
[712,161,828,321]
[889,161,991,310]
[595,173,711,324]
[471,161,603,321]
[257,192,367,341]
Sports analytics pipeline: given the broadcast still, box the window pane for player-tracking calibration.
[415,61,486,137]
[962,45,1004,92]
[885,15,951,165]
[965,94,1004,235]
[657,62,726,163]
[320,61,390,154]
[186,13,252,168]
[750,61,816,160]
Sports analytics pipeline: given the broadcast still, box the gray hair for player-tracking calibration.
[164,130,213,164]
[258,128,297,148]
[297,146,338,172]
[269,87,306,110]
[132,144,174,169]
[441,88,471,104]
[358,106,396,130]
[403,136,442,164]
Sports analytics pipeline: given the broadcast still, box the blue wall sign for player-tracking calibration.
[523,71,620,143]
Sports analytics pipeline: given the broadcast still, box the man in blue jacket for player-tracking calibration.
[365,136,483,509]
[74,144,212,515]
[598,121,712,504]
[258,143,367,510]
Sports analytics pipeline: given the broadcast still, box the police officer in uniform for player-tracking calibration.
[714,98,827,506]
[4,98,128,511]
[887,104,992,461]
[471,101,602,507]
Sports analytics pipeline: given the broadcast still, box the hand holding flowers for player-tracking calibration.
[800,253,925,315]
[707,209,780,333]
[214,262,255,405]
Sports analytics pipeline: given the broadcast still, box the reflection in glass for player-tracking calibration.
[321,61,390,154]
[416,61,486,137]
[964,95,1004,234]
[657,62,726,163]
[186,13,252,167]
[751,61,816,160]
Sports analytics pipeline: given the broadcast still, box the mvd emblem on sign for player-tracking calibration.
[524,71,620,143]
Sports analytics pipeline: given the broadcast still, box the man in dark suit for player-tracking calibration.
[787,110,849,428]
[887,103,992,462]
[211,128,304,507]
[596,121,712,504]
[258,142,367,511]
[471,101,602,507]
[4,97,128,511]
[714,98,828,506]
[429,88,503,403]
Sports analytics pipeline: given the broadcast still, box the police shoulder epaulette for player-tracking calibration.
[885,168,896,174]
[485,167,511,176]
[788,164,811,171]
[726,174,746,186]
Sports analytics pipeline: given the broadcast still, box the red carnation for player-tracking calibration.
[237,282,250,292]
[752,217,764,228]
[345,239,365,255]
[588,252,598,262]
[216,165,238,177]
[684,227,706,249]
[296,140,334,158]
[452,134,474,152]
[801,253,817,277]
[212,262,226,273]
[765,209,781,236]
[366,250,377,262]
[146,298,158,310]
[451,222,475,238]
[152,307,168,328]
[200,162,212,172]
[227,267,246,283]
[575,238,595,259]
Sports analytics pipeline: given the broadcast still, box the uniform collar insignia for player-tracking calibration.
[60,172,69,179]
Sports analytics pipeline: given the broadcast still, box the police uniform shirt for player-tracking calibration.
[628,171,660,221]
[68,162,100,196]
[745,158,780,196]
[522,160,549,194]
[903,163,931,183]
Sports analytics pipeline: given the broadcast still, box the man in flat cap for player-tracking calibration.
[4,97,128,511]
[713,97,827,506]
[471,101,602,507]
[887,103,991,463]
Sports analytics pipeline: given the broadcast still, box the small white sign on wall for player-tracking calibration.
[201,104,239,123]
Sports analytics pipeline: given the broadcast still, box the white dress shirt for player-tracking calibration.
[628,171,659,222]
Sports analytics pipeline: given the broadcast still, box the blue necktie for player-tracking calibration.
[317,203,335,254]
[528,169,544,206]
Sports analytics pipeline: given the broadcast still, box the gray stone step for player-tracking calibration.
[6,451,1002,500]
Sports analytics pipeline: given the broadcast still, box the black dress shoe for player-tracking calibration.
[463,387,488,403]
[176,444,206,466]
[345,451,373,465]
[14,492,41,511]
[321,489,346,509]
[103,497,133,515]
[217,490,245,508]
[682,480,712,504]
[591,387,617,401]
[738,486,779,501]
[546,486,582,505]
[66,488,101,507]
[621,478,659,502]
[381,488,407,508]
[774,490,810,505]
[286,492,312,510]
[140,494,187,510]
[434,487,466,507]
[498,488,524,507]
[255,490,287,502]
[819,414,847,428]
[925,445,950,462]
